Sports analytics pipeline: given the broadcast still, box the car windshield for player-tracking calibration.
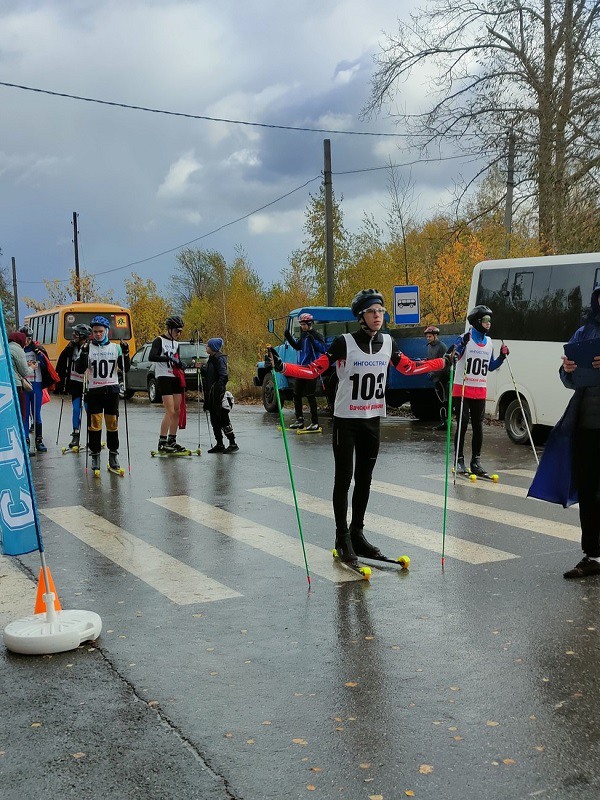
[179,343,208,361]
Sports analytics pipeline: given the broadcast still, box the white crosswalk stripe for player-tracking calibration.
[250,487,518,565]
[370,481,580,543]
[150,496,365,583]
[502,468,537,479]
[41,506,242,604]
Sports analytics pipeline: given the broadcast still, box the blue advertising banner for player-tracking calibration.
[0,301,42,556]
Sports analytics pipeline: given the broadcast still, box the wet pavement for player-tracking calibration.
[1,396,600,799]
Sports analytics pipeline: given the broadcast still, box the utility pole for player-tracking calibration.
[504,133,516,257]
[324,139,335,306]
[73,211,81,301]
[11,257,19,327]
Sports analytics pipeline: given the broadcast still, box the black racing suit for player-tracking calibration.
[201,352,235,448]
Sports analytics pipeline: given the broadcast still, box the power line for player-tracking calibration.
[18,175,322,284]
[0,80,415,138]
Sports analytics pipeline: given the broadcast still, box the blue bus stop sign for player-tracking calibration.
[393,285,420,324]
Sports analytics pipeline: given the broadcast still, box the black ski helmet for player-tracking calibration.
[165,315,184,331]
[467,305,492,333]
[351,289,385,318]
[72,323,92,339]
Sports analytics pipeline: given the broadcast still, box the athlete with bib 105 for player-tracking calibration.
[449,305,508,477]
[75,315,130,474]
[269,289,450,569]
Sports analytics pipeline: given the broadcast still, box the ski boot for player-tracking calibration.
[90,452,101,477]
[469,457,487,477]
[35,436,47,453]
[208,443,225,453]
[349,525,384,559]
[305,423,320,432]
[455,456,469,475]
[168,439,188,453]
[332,529,370,578]
[64,430,80,453]
[224,440,239,453]
[289,418,304,430]
[108,450,124,476]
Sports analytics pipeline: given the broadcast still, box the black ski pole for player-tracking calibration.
[56,396,64,445]
[121,363,131,473]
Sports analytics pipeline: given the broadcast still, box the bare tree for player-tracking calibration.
[171,248,222,311]
[366,0,600,253]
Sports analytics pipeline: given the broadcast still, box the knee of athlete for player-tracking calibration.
[105,414,119,432]
[90,413,103,432]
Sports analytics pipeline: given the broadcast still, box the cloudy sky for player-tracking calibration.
[0,0,471,313]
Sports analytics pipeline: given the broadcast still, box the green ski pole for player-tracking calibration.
[271,366,312,589]
[441,362,455,570]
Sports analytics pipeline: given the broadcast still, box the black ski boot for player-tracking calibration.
[68,430,80,450]
[334,529,360,566]
[455,456,469,474]
[470,457,488,477]
[91,452,101,473]
[35,422,47,452]
[109,451,122,471]
[349,525,384,559]
[289,418,304,429]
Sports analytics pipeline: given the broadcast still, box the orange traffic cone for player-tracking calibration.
[34,567,62,614]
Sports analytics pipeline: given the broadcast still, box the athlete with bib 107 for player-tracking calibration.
[269,289,450,569]
[75,316,130,474]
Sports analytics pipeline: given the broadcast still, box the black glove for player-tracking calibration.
[444,350,459,366]
[268,347,284,373]
[461,333,470,348]
[120,341,129,356]
[178,360,188,370]
[168,357,181,370]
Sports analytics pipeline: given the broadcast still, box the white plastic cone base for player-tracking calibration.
[3,609,102,655]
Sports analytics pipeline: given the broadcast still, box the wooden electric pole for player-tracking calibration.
[504,133,516,257]
[324,139,335,306]
[73,211,81,301]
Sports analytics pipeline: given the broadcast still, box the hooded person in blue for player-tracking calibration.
[284,312,327,431]
[528,284,600,579]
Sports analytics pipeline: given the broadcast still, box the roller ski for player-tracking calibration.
[349,526,410,571]
[296,423,322,435]
[468,458,499,482]
[151,440,193,457]
[107,451,125,476]
[62,430,81,454]
[452,457,477,482]
[332,531,371,580]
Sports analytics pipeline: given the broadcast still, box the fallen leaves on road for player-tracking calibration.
[345,681,358,687]
[293,738,308,746]
[72,752,85,759]
[486,721,499,727]
[419,765,433,774]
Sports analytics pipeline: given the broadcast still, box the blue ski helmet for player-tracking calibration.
[90,315,111,329]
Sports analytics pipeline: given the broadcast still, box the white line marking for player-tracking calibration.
[0,555,36,627]
[150,496,364,583]
[250,488,517,565]
[40,506,241,604]
[431,473,529,498]
[502,468,536,479]
[370,481,580,543]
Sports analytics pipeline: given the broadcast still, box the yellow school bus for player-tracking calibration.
[23,302,136,365]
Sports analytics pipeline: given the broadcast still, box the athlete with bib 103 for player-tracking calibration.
[75,316,130,474]
[449,305,508,477]
[269,289,450,569]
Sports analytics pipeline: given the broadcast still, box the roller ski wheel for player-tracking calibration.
[469,460,499,482]
[357,553,411,570]
[62,445,82,454]
[107,465,125,476]
[92,469,101,478]
[332,548,371,580]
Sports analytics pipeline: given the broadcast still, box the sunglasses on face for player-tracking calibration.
[480,316,491,324]
[364,307,386,316]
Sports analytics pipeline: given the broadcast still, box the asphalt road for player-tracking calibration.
[1,395,599,800]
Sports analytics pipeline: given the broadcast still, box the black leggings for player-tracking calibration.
[332,416,380,532]
[453,397,485,459]
[573,429,600,558]
[86,389,119,453]
[293,378,318,424]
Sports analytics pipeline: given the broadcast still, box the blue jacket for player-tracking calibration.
[284,328,327,366]
[528,285,600,507]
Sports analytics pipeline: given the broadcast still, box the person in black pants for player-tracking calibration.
[424,325,449,431]
[201,337,238,453]
[270,289,448,567]
[284,312,327,431]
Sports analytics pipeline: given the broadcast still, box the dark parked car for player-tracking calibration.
[125,341,208,402]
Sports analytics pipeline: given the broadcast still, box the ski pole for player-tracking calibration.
[441,361,455,570]
[270,360,311,589]
[121,361,131,473]
[453,359,467,485]
[56,395,64,445]
[194,330,202,451]
[501,339,539,466]
[84,371,90,474]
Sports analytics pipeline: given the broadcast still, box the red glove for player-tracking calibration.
[500,343,509,356]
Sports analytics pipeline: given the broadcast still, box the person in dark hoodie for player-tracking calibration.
[269,289,450,568]
[201,337,238,453]
[529,284,600,579]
